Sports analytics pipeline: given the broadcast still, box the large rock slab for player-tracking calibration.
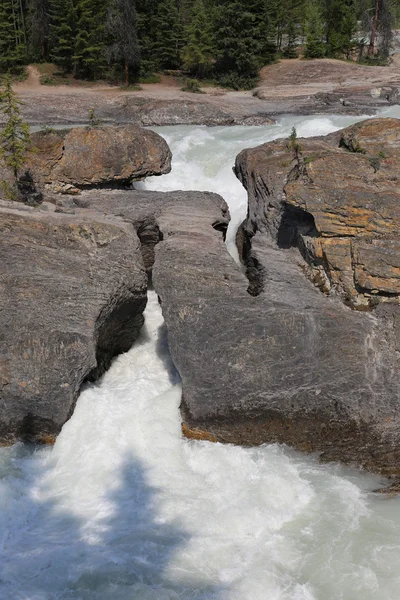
[14,124,171,194]
[28,186,400,475]
[0,201,147,444]
[151,205,400,476]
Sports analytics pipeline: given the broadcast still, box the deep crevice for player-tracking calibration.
[212,219,228,242]
[277,203,318,249]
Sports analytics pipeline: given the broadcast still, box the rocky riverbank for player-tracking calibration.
[8,58,400,126]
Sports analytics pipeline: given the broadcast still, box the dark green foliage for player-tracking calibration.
[27,0,50,61]
[49,0,76,74]
[304,0,326,58]
[0,0,397,84]
[0,74,32,199]
[213,0,274,82]
[154,0,183,69]
[106,0,140,84]
[136,0,159,74]
[326,0,357,57]
[74,0,108,79]
[0,0,26,72]
[181,0,214,76]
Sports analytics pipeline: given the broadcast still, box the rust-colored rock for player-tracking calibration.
[236,118,400,308]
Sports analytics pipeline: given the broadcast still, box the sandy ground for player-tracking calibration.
[17,58,400,99]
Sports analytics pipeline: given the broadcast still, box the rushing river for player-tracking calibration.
[2,109,400,600]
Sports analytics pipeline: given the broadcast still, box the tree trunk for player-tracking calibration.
[368,0,380,57]
[125,60,129,87]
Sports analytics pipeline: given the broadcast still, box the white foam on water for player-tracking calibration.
[2,111,400,600]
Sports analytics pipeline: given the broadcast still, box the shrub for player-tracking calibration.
[216,73,258,91]
[40,75,57,85]
[181,78,203,93]
[138,73,161,84]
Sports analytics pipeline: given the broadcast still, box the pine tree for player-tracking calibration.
[326,0,357,57]
[0,74,31,200]
[304,0,325,58]
[0,0,26,72]
[74,0,108,79]
[106,0,140,85]
[181,0,214,76]
[154,0,183,70]
[49,0,76,74]
[28,0,50,61]
[214,0,273,82]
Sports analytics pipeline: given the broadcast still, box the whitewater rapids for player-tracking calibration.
[1,109,400,600]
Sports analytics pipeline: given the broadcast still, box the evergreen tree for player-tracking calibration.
[0,0,26,72]
[136,0,159,74]
[106,0,140,85]
[0,74,31,199]
[28,0,50,61]
[326,0,357,57]
[181,0,214,76]
[74,0,108,78]
[304,0,325,57]
[49,0,76,73]
[154,0,183,70]
[281,0,305,57]
[213,0,274,82]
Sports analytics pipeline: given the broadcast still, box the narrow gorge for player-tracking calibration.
[1,110,400,599]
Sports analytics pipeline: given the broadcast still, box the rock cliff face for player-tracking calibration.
[17,125,171,195]
[0,201,147,443]
[235,118,400,309]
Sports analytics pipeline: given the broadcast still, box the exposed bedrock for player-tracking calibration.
[224,117,400,474]
[0,201,147,444]
[73,152,400,475]
[235,118,400,308]
[75,187,399,475]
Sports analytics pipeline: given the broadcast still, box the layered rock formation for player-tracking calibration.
[235,118,400,309]
[0,201,147,443]
[140,117,399,476]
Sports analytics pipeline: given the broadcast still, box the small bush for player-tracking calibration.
[138,73,161,84]
[216,73,258,91]
[120,84,143,91]
[181,78,204,93]
[286,127,302,154]
[40,125,57,134]
[40,75,56,85]
[359,55,389,67]
[88,107,103,127]
[15,68,28,82]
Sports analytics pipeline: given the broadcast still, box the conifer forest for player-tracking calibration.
[0,0,399,88]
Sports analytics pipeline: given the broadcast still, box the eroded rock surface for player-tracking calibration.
[72,185,400,476]
[236,118,400,309]
[25,125,171,193]
[0,201,147,443]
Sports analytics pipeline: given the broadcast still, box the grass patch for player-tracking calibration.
[120,83,143,91]
[138,73,161,84]
[181,78,204,93]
